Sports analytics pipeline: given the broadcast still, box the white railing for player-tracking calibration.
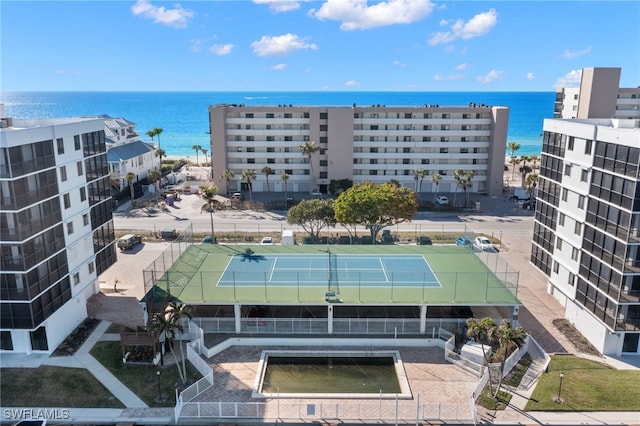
[443,333,485,377]
[501,336,529,376]
[177,399,473,423]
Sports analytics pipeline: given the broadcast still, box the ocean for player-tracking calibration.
[1,91,554,157]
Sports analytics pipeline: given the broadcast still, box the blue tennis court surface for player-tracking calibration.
[218,253,441,287]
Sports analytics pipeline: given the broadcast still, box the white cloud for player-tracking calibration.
[131,0,194,29]
[476,70,504,84]
[190,40,203,53]
[561,46,592,59]
[310,0,435,30]
[526,72,535,80]
[434,74,464,81]
[210,44,234,56]
[393,60,407,67]
[455,62,470,71]
[272,63,288,70]
[253,0,304,13]
[251,33,318,57]
[554,69,582,88]
[429,8,497,45]
[345,80,360,87]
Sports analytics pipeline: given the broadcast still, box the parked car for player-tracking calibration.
[231,192,242,201]
[201,236,216,244]
[435,196,449,205]
[473,237,496,252]
[417,236,433,245]
[311,190,322,198]
[260,237,274,245]
[286,195,296,207]
[456,236,472,246]
[117,234,142,251]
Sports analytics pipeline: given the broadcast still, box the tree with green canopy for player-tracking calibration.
[298,141,320,193]
[334,182,417,244]
[222,169,234,193]
[286,198,335,240]
[507,141,521,158]
[125,172,136,203]
[148,302,192,385]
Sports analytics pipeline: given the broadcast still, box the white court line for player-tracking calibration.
[379,258,390,282]
[268,257,278,282]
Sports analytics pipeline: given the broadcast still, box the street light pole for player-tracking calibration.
[209,210,215,242]
[156,370,163,403]
[554,372,564,403]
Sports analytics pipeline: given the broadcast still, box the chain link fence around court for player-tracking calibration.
[142,223,520,304]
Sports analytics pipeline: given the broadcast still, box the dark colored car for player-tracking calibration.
[417,236,433,245]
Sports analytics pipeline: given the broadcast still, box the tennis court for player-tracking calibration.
[219,253,441,287]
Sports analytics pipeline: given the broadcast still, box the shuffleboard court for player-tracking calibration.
[218,253,441,287]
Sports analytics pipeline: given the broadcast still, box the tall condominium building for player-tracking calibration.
[0,108,117,354]
[209,104,508,196]
[554,67,640,120]
[531,117,640,355]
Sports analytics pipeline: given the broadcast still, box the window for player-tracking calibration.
[83,214,89,226]
[77,161,83,176]
[247,158,255,164]
[440,137,449,142]
[559,213,566,226]
[80,187,87,202]
[284,136,292,142]
[564,164,572,176]
[0,331,13,350]
[67,221,74,235]
[266,113,274,118]
[572,247,579,261]
[319,172,327,179]
[568,272,575,286]
[320,137,328,144]
[581,169,588,182]
[73,272,80,285]
[245,113,254,118]
[246,147,255,153]
[440,148,448,154]
[63,193,71,209]
[245,124,252,130]
[370,147,378,153]
[320,160,327,166]
[557,237,563,250]
[266,147,275,153]
[267,158,275,164]
[369,170,378,175]
[57,138,64,154]
[88,262,95,274]
[574,222,582,236]
[370,159,378,165]
[246,136,254,142]
[320,125,328,131]
[60,166,67,182]
[74,135,81,151]
[578,195,585,209]
[422,159,430,165]
[562,188,568,202]
[284,113,292,119]
[585,139,593,155]
[320,112,328,119]
[568,137,575,151]
[460,148,469,154]
[441,125,449,130]
[266,136,275,142]
[553,261,559,274]
[285,169,293,175]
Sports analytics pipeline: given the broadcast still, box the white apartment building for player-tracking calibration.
[531,117,640,355]
[209,104,508,197]
[554,67,640,120]
[0,108,117,354]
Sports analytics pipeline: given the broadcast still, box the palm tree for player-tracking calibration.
[298,141,320,194]
[148,302,192,385]
[201,148,208,164]
[125,172,136,203]
[529,155,540,170]
[147,169,162,193]
[507,141,521,158]
[509,157,521,179]
[413,169,427,203]
[222,169,234,194]
[388,179,401,187]
[153,128,164,150]
[261,166,273,192]
[200,184,218,212]
[519,164,533,187]
[155,148,166,166]
[452,169,464,207]
[466,317,498,392]
[192,145,202,165]
[491,319,527,397]
[460,170,475,208]
[431,173,442,203]
[242,169,256,203]
[146,129,157,142]
[281,173,290,207]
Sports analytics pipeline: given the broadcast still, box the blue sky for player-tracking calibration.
[2,0,638,92]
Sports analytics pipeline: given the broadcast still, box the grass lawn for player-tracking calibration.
[90,341,201,407]
[0,367,124,408]
[526,355,640,411]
